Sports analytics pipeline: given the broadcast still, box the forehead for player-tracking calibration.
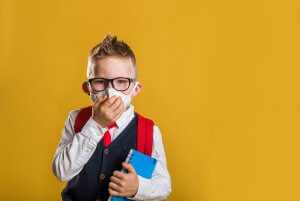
[92,57,134,79]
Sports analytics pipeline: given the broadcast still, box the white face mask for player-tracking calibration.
[90,81,139,109]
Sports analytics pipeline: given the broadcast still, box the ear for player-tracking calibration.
[132,82,142,98]
[82,81,90,95]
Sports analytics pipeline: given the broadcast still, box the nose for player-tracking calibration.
[106,80,113,89]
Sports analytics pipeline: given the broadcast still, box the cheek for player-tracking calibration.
[122,85,134,95]
[122,90,131,95]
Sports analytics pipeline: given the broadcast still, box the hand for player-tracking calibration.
[92,94,124,128]
[108,162,139,198]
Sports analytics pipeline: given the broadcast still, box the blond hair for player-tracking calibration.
[87,33,137,79]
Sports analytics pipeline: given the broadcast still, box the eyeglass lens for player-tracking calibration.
[90,78,131,91]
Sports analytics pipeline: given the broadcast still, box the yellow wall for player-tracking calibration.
[1,0,300,200]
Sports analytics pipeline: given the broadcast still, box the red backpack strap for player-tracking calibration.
[135,112,154,156]
[74,106,93,133]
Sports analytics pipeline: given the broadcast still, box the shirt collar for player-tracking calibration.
[115,104,135,129]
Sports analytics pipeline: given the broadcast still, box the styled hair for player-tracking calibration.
[86,33,137,79]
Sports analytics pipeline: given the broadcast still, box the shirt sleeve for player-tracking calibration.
[51,110,108,182]
[127,125,172,200]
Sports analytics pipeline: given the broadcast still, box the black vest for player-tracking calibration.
[61,115,138,201]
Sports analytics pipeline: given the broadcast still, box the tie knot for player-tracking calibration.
[108,122,117,129]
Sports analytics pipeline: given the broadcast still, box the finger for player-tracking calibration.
[113,170,126,179]
[102,95,117,107]
[110,176,123,186]
[109,96,122,112]
[108,187,119,196]
[108,181,121,192]
[111,101,124,120]
[111,108,124,122]
[122,162,136,174]
[94,94,107,106]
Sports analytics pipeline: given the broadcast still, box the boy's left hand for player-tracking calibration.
[108,162,139,198]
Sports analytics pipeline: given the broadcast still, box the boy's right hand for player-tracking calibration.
[92,94,124,128]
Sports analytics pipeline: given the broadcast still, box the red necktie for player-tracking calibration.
[103,122,117,147]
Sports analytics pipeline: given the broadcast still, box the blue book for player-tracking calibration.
[108,149,158,201]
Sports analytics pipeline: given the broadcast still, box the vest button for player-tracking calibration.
[104,148,109,155]
[99,173,105,180]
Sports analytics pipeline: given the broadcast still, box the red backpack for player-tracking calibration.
[73,106,154,156]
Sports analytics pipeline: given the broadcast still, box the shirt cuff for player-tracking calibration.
[80,117,107,145]
[126,175,149,200]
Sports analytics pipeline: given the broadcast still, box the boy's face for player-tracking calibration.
[82,57,142,97]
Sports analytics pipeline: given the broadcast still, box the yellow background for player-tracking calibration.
[1,0,300,200]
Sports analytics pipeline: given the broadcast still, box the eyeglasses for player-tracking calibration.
[88,77,136,92]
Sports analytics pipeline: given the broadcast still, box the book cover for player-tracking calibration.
[108,149,158,201]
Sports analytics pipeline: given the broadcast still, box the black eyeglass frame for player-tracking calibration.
[87,77,136,92]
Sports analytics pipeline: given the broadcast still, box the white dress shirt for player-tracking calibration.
[51,104,171,200]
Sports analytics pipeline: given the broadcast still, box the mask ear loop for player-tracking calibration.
[129,81,139,97]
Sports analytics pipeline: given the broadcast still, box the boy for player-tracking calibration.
[52,34,171,201]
